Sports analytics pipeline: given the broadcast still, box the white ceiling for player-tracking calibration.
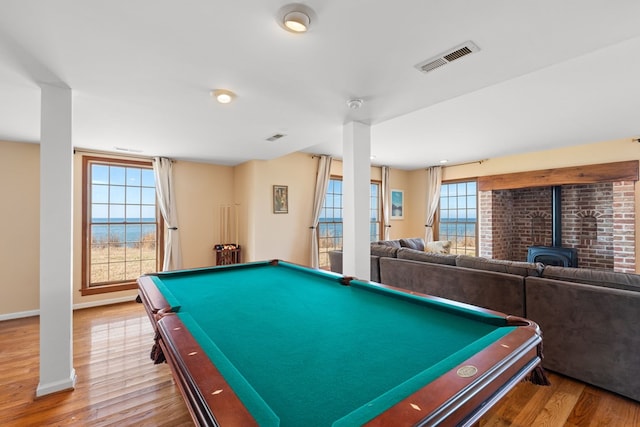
[1,1,640,170]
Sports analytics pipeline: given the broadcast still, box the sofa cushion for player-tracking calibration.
[541,266,640,291]
[374,239,402,248]
[424,240,451,254]
[456,255,544,277]
[370,244,399,258]
[399,237,425,251]
[397,247,457,265]
[379,257,525,316]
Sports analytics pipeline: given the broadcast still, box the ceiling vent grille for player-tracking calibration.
[415,41,480,74]
[266,133,286,142]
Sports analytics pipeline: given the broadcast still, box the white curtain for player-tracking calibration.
[153,157,182,271]
[424,166,442,243]
[381,166,391,240]
[310,155,332,268]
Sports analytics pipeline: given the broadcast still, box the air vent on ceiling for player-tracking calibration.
[415,41,480,74]
[266,133,286,142]
[113,146,143,153]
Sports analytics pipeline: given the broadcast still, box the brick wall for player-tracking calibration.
[480,181,635,271]
[478,191,493,258]
[563,183,614,270]
[513,187,552,261]
[613,181,636,272]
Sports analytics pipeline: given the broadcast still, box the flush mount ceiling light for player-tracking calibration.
[278,4,315,33]
[284,11,310,32]
[211,89,236,104]
[347,98,363,109]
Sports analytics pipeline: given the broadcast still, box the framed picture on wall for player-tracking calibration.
[391,189,404,219]
[273,185,288,214]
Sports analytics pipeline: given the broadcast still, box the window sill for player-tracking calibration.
[80,281,138,296]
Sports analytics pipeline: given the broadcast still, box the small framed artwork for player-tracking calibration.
[391,189,404,219]
[273,185,288,214]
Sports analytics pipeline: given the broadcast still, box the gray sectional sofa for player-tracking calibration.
[328,239,640,402]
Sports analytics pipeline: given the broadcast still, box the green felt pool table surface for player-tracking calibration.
[138,260,544,427]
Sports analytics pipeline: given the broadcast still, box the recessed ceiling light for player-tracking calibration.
[211,89,236,104]
[278,4,315,33]
[439,159,448,164]
[284,11,310,32]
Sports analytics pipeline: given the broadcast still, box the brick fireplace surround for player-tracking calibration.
[479,182,635,272]
[477,163,637,273]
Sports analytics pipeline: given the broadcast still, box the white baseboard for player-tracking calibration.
[36,369,77,397]
[0,309,40,321]
[73,295,137,310]
[0,296,138,321]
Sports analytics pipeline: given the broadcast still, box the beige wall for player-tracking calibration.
[1,142,237,317]
[405,138,640,272]
[387,168,417,239]
[235,152,317,266]
[441,138,639,180]
[0,141,40,315]
[172,160,234,269]
[4,137,639,316]
[233,159,258,262]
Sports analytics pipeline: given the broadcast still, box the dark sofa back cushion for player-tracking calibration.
[399,237,425,251]
[370,245,399,258]
[374,240,402,248]
[456,255,544,277]
[379,257,525,317]
[541,266,640,291]
[397,247,457,265]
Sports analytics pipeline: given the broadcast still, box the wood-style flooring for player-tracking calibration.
[1,301,638,426]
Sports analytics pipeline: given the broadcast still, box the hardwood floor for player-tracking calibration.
[1,301,638,426]
[1,301,192,426]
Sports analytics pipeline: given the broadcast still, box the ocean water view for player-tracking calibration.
[318,218,476,243]
[91,218,157,245]
[93,217,476,247]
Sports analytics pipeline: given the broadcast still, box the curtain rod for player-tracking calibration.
[426,159,488,169]
[73,147,153,160]
[310,154,487,170]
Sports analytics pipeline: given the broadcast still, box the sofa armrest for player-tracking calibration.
[328,250,343,274]
[525,276,640,401]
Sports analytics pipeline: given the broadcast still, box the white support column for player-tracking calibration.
[342,121,371,280]
[37,83,76,396]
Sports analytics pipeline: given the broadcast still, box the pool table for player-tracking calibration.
[138,260,546,427]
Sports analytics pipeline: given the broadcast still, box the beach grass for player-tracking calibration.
[90,233,158,283]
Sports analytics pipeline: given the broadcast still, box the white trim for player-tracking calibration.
[36,369,77,397]
[0,296,138,321]
[72,295,137,311]
[0,309,40,321]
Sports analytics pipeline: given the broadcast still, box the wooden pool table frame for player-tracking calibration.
[138,260,545,427]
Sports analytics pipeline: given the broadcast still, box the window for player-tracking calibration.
[317,178,381,269]
[81,156,163,295]
[438,181,477,256]
[370,182,381,242]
